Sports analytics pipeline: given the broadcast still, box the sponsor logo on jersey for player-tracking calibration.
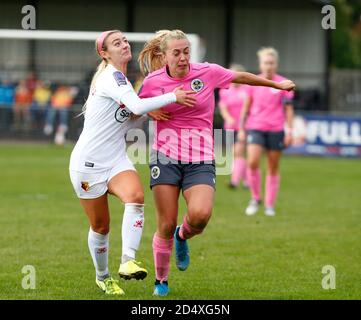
[151,166,161,179]
[115,106,131,123]
[191,78,204,92]
[85,161,94,168]
[113,71,127,86]
[81,181,90,191]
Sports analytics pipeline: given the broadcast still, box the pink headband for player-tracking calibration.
[96,31,113,55]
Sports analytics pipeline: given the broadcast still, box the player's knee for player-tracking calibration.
[234,149,242,158]
[234,143,243,157]
[188,207,212,229]
[125,190,144,204]
[248,160,259,170]
[268,166,279,176]
[158,220,177,238]
[91,224,110,235]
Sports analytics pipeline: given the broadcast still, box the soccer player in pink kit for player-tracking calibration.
[239,47,295,217]
[138,31,295,296]
[218,64,250,189]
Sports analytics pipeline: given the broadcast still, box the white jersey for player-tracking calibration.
[70,64,135,173]
[70,64,177,173]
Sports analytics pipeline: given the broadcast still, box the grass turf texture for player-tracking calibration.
[0,143,360,300]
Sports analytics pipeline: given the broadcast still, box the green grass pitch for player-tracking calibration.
[0,143,360,300]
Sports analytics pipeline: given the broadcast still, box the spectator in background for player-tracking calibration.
[25,72,37,94]
[30,80,51,129]
[0,79,15,131]
[44,84,77,145]
[13,79,33,131]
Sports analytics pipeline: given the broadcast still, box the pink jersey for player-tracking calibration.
[140,62,236,163]
[219,84,249,131]
[246,74,294,131]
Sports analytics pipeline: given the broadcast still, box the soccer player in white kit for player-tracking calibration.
[69,30,196,295]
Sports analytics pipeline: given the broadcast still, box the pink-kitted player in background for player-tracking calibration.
[239,47,295,217]
[218,63,250,190]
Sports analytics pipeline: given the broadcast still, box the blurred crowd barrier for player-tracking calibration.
[1,71,360,158]
[330,70,361,114]
[0,71,143,144]
[0,73,84,144]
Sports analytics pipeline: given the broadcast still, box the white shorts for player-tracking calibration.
[69,155,136,199]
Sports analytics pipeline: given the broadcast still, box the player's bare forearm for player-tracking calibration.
[219,103,232,123]
[239,97,251,130]
[285,103,294,131]
[233,72,296,91]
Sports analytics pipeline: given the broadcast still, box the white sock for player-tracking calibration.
[121,203,145,263]
[88,228,109,280]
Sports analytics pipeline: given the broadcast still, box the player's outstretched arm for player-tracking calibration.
[232,72,296,91]
[120,86,196,115]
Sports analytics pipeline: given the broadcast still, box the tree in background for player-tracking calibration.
[332,0,361,68]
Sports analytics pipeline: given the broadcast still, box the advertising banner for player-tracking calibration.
[285,114,361,157]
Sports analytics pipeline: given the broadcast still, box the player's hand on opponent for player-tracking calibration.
[173,85,197,107]
[148,109,172,121]
[276,80,296,92]
[237,129,246,142]
[130,113,142,120]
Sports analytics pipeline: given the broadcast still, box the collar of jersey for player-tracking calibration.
[163,63,193,81]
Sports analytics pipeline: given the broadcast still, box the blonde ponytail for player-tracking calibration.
[90,60,107,90]
[138,30,170,76]
[81,59,107,115]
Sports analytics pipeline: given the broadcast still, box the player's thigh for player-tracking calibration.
[108,170,144,204]
[152,184,181,237]
[80,193,110,234]
[183,184,214,225]
[246,130,264,168]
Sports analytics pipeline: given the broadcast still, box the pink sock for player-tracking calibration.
[247,168,261,201]
[152,234,173,282]
[179,215,203,240]
[265,174,280,208]
[231,158,247,186]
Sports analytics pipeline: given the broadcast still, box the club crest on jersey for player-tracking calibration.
[81,181,89,191]
[191,78,204,92]
[115,106,131,123]
[113,71,127,86]
[151,166,160,179]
